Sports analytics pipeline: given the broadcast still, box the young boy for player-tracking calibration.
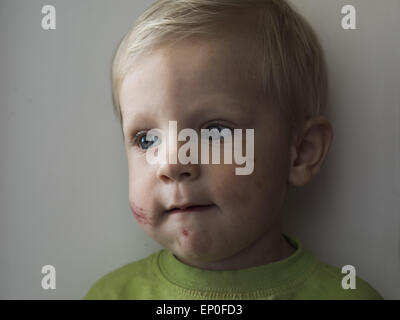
[84,0,383,299]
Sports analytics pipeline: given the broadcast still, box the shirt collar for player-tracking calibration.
[157,233,317,292]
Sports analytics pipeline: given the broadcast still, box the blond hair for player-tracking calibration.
[111,0,328,136]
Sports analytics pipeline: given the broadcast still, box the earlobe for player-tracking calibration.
[288,116,333,187]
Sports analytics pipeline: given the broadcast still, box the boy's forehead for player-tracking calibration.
[120,34,263,119]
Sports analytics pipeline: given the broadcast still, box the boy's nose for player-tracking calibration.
[156,139,201,183]
[157,161,200,183]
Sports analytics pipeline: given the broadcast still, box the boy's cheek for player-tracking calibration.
[215,175,258,208]
[129,200,157,227]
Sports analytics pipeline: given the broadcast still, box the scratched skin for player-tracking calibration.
[130,202,154,226]
[131,202,190,237]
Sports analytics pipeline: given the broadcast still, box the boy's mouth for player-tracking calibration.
[165,204,215,214]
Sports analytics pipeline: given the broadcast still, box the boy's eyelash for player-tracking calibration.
[129,130,148,146]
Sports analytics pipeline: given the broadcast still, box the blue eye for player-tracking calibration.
[203,123,233,142]
[134,131,160,150]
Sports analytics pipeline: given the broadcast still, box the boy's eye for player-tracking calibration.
[134,131,161,150]
[202,123,233,142]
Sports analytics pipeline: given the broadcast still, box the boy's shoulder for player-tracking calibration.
[298,254,384,300]
[82,249,162,300]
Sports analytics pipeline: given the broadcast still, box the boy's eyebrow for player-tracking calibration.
[122,112,155,133]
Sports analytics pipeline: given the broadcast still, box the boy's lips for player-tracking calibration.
[165,204,215,214]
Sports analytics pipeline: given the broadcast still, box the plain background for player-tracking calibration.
[0,0,399,299]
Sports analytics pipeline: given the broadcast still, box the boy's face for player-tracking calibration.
[119,33,293,267]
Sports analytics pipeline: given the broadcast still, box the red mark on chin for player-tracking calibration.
[130,203,154,226]
[182,229,189,237]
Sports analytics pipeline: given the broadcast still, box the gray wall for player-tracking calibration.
[0,0,398,299]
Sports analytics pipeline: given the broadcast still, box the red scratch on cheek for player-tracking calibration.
[130,203,154,226]
[182,229,189,237]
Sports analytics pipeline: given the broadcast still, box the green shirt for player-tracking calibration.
[83,234,383,300]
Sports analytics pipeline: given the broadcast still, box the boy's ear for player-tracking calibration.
[288,116,333,187]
